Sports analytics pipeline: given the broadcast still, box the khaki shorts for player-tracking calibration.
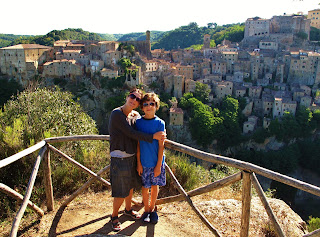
[110,156,142,198]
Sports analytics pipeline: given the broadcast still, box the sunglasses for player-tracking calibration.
[128,93,141,102]
[143,102,155,107]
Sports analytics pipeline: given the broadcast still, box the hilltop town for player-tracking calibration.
[1,10,320,136]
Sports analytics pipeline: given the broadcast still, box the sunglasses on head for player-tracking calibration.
[143,102,155,107]
[128,93,141,102]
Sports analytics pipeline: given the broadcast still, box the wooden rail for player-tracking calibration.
[1,135,319,237]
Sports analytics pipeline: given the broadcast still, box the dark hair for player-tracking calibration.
[140,92,161,110]
[129,88,143,98]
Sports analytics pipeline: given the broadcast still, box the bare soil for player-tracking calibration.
[1,189,307,237]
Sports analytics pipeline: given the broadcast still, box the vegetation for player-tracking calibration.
[307,216,320,232]
[0,78,23,108]
[0,87,109,220]
[179,93,244,148]
[152,22,245,50]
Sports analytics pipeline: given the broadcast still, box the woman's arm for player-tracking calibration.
[137,141,143,176]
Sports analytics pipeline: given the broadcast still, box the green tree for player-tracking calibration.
[193,82,211,103]
[0,87,108,220]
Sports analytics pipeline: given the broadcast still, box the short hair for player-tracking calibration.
[140,92,161,110]
[129,88,143,98]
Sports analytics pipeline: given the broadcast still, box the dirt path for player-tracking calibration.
[2,189,307,236]
[30,191,213,237]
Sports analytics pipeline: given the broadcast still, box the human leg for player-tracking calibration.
[150,185,159,212]
[111,197,124,231]
[123,188,141,219]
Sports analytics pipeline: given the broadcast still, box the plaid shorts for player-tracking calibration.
[110,156,142,198]
[141,163,166,188]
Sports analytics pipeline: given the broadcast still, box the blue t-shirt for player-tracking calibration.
[136,116,165,168]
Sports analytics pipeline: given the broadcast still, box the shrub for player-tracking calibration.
[0,87,110,220]
[308,216,320,232]
[163,151,210,196]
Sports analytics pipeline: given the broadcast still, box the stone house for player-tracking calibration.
[272,97,297,118]
[185,79,196,93]
[169,107,184,126]
[213,80,233,100]
[42,59,83,78]
[233,85,246,97]
[0,44,52,82]
[262,94,273,116]
[300,95,312,108]
[100,68,118,78]
[243,116,258,134]
[248,86,262,98]
[212,61,227,75]
[164,74,184,98]
[175,64,193,80]
[308,9,320,29]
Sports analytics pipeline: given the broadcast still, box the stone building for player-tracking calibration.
[100,68,118,78]
[203,34,211,49]
[175,65,193,80]
[244,17,270,38]
[164,74,184,98]
[243,116,258,134]
[0,44,52,82]
[42,59,83,78]
[213,80,233,99]
[308,9,320,29]
[169,107,184,126]
[272,97,297,118]
[185,79,196,93]
[287,51,320,86]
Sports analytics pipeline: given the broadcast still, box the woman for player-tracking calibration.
[108,88,165,231]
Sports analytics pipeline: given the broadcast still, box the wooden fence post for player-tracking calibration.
[240,171,252,237]
[43,146,54,211]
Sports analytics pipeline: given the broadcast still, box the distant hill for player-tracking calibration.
[0,24,245,50]
[152,22,245,50]
[0,29,166,48]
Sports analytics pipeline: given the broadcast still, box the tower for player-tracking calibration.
[203,34,211,49]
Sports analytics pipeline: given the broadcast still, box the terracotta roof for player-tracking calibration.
[170,107,183,113]
[1,44,52,50]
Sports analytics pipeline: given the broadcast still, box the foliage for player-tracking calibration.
[116,31,165,42]
[179,93,224,147]
[152,22,244,50]
[307,216,320,232]
[193,82,211,103]
[164,151,210,195]
[7,28,104,46]
[100,75,126,90]
[218,96,242,148]
[0,78,23,108]
[310,27,320,41]
[0,87,109,220]
[296,31,308,40]
[105,91,127,112]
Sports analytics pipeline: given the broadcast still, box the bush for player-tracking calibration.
[163,151,210,196]
[307,216,320,232]
[0,87,110,220]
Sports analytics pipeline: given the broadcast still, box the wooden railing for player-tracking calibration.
[1,135,320,237]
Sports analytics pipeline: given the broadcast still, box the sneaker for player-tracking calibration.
[141,212,151,223]
[124,209,141,220]
[111,216,121,232]
[150,211,158,224]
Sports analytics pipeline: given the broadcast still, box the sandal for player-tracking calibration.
[124,209,141,220]
[111,216,121,232]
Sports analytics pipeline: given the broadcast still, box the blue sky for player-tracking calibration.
[1,0,319,35]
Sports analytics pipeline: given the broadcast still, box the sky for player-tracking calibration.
[1,0,319,36]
